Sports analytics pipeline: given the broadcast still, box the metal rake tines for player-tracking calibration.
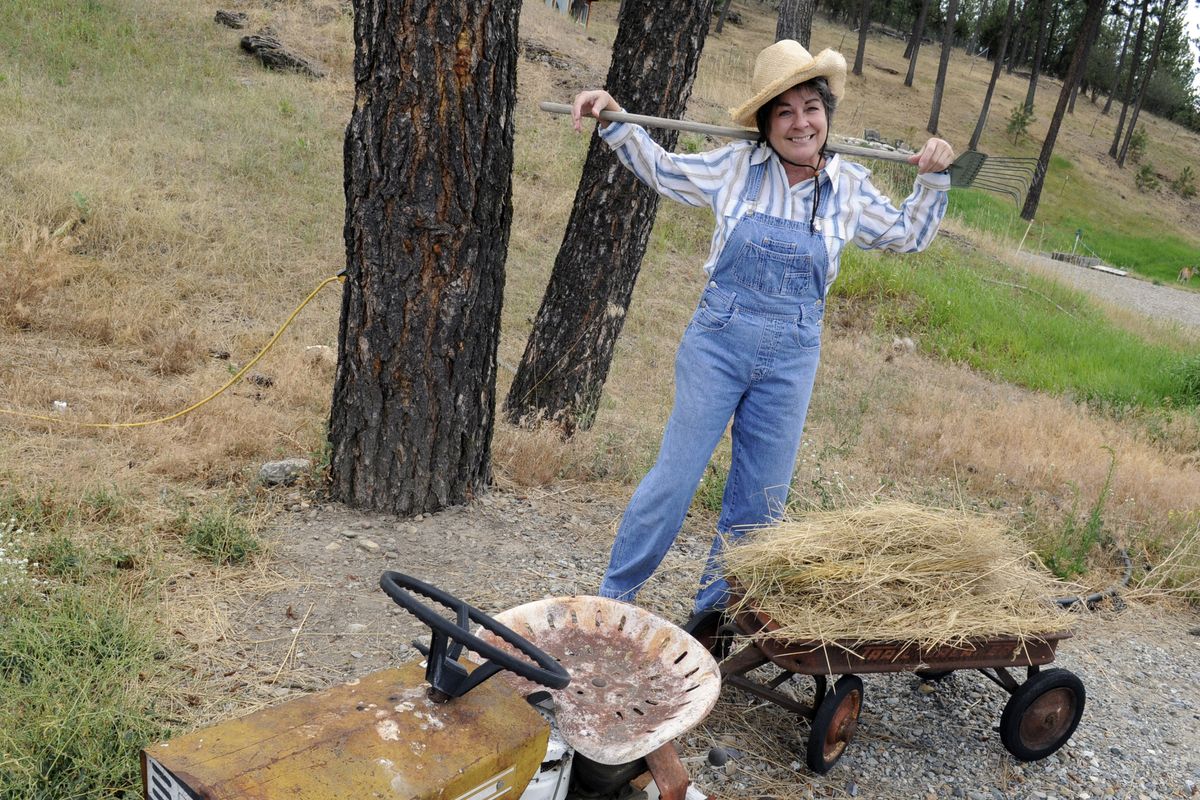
[948,152,1043,204]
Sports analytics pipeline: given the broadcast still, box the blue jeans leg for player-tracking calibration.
[694,341,820,612]
[599,320,748,602]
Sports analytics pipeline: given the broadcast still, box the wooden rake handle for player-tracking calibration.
[538,101,919,165]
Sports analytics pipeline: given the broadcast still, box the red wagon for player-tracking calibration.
[690,600,1085,774]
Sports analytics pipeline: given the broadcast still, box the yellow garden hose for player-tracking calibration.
[0,273,344,429]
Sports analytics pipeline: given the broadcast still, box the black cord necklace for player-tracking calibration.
[767,135,829,233]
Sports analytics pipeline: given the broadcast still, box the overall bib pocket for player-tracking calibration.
[734,236,813,297]
[690,285,737,333]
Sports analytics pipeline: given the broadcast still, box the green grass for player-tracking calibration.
[0,587,170,800]
[944,153,1200,282]
[834,243,1197,409]
[0,488,171,800]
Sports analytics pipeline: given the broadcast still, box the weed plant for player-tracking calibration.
[1043,450,1116,579]
[180,504,260,565]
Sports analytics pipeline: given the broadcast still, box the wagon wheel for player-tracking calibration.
[806,675,863,774]
[999,668,1085,761]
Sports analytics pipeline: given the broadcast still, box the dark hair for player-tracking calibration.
[753,76,837,144]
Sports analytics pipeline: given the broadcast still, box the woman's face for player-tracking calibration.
[766,85,827,167]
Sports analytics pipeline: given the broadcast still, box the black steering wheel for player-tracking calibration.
[379,571,570,701]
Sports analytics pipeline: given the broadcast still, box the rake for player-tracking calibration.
[540,101,1043,205]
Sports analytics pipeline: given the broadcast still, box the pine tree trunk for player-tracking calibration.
[777,0,816,46]
[504,0,714,434]
[1021,0,1107,220]
[926,0,959,133]
[1117,0,1174,166]
[329,0,519,515]
[969,0,1016,150]
[853,0,872,76]
[1023,0,1050,113]
[1103,3,1136,115]
[1067,5,1100,114]
[1009,0,1035,72]
[904,0,932,87]
[715,0,734,34]
[1109,0,1151,158]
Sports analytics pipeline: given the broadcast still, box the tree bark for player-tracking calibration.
[1023,0,1051,113]
[926,0,959,133]
[776,0,816,45]
[1103,2,1136,114]
[1067,3,1101,114]
[1109,0,1152,158]
[715,0,734,33]
[329,0,519,515]
[904,0,932,87]
[1021,0,1107,220]
[1117,0,1177,166]
[969,0,1017,150]
[1009,0,1035,72]
[853,0,872,76]
[504,0,715,434]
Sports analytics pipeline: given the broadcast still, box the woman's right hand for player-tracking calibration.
[572,89,623,132]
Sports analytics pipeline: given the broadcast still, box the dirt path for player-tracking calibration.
[207,489,1200,800]
[1020,251,1200,331]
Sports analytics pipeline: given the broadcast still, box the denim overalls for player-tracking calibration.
[600,158,830,612]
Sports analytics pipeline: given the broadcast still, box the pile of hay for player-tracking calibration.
[722,502,1075,651]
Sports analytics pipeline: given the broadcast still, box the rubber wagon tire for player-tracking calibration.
[999,668,1085,761]
[806,674,864,774]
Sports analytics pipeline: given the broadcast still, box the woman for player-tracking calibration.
[573,39,954,616]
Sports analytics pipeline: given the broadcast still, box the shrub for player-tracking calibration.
[1127,126,1148,164]
[1006,105,1034,144]
[1171,165,1196,199]
[1134,162,1159,192]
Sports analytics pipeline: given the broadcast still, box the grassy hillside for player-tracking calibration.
[1,0,1198,796]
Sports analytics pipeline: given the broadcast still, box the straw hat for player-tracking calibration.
[728,40,848,128]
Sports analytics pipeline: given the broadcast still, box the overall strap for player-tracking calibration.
[741,152,768,205]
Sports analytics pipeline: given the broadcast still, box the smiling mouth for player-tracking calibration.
[787,134,816,143]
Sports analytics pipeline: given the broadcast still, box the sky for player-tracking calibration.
[1190,1,1200,92]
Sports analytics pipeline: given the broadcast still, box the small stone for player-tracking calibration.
[259,458,311,486]
[324,542,340,551]
[708,747,728,766]
[304,345,336,369]
[214,9,249,28]
[341,529,358,539]
[358,539,380,553]
[348,623,367,634]
[350,651,364,659]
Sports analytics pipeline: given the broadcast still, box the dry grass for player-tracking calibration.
[0,0,1196,710]
[723,502,1074,651]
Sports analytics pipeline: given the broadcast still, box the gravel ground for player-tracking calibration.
[210,489,1200,800]
[1019,252,1200,331]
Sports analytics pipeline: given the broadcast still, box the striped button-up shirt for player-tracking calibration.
[599,121,950,292]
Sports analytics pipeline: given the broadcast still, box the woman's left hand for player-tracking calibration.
[907,138,955,174]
